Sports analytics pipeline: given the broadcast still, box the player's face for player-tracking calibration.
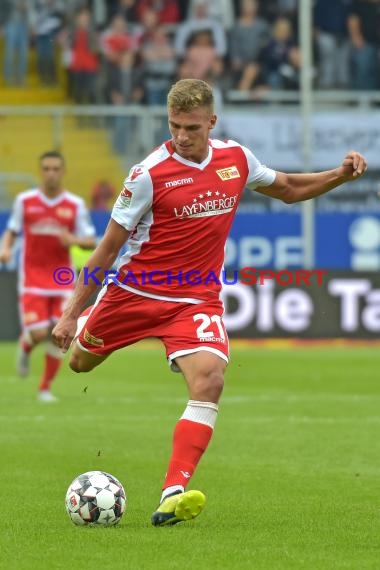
[168,106,217,163]
[40,157,65,193]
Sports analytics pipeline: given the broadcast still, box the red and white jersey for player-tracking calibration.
[112,138,276,302]
[7,189,95,295]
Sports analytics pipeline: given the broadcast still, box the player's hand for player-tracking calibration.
[0,247,12,264]
[339,150,367,180]
[52,316,78,353]
[59,229,76,248]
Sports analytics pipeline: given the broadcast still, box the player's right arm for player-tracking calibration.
[53,163,152,352]
[52,219,129,352]
[0,229,16,263]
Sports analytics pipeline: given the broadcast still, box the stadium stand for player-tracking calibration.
[0,0,379,207]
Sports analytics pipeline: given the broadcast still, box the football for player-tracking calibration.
[65,470,126,526]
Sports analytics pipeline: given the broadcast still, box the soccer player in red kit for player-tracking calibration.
[52,79,367,525]
[0,151,96,402]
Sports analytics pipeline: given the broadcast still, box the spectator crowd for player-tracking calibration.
[2,0,380,99]
[1,0,380,101]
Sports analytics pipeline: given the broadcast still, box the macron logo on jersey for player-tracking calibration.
[165,177,194,188]
[121,187,132,199]
[130,167,144,181]
[26,206,45,214]
[29,220,64,235]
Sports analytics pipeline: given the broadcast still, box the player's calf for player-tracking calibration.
[16,328,49,378]
[188,370,224,402]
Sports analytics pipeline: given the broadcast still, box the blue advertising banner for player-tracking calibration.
[226,212,380,270]
[1,210,380,271]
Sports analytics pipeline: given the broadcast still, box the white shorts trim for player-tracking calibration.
[23,319,51,331]
[168,347,229,373]
[75,314,89,338]
[21,288,73,297]
[75,339,105,356]
[115,281,204,305]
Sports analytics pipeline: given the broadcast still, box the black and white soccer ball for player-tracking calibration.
[65,470,126,526]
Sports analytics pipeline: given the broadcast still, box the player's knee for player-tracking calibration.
[208,370,224,397]
[30,328,49,344]
[193,369,224,402]
[69,353,92,373]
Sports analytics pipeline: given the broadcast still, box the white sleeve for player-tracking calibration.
[75,200,96,238]
[111,164,153,231]
[241,145,277,189]
[7,195,23,234]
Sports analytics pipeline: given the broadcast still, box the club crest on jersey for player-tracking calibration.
[216,166,240,181]
[56,207,74,219]
[119,186,132,207]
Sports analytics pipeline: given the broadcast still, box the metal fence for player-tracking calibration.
[0,93,378,212]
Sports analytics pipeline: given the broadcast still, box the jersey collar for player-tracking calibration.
[165,140,213,170]
[37,189,67,206]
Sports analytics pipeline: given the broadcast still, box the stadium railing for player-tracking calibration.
[0,91,379,210]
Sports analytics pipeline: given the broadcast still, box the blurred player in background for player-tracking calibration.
[52,80,367,525]
[0,151,96,402]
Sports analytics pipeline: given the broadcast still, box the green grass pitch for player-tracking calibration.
[0,341,379,570]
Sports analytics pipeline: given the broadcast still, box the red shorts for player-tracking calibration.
[77,284,229,370]
[20,293,69,330]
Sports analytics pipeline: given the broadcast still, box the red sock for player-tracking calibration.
[39,354,62,391]
[162,419,214,490]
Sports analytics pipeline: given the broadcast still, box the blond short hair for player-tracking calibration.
[167,79,214,113]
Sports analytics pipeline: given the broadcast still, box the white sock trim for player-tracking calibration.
[180,400,219,428]
[160,485,184,503]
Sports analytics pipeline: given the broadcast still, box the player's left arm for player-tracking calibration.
[254,150,367,203]
[60,200,97,249]
[59,230,96,249]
